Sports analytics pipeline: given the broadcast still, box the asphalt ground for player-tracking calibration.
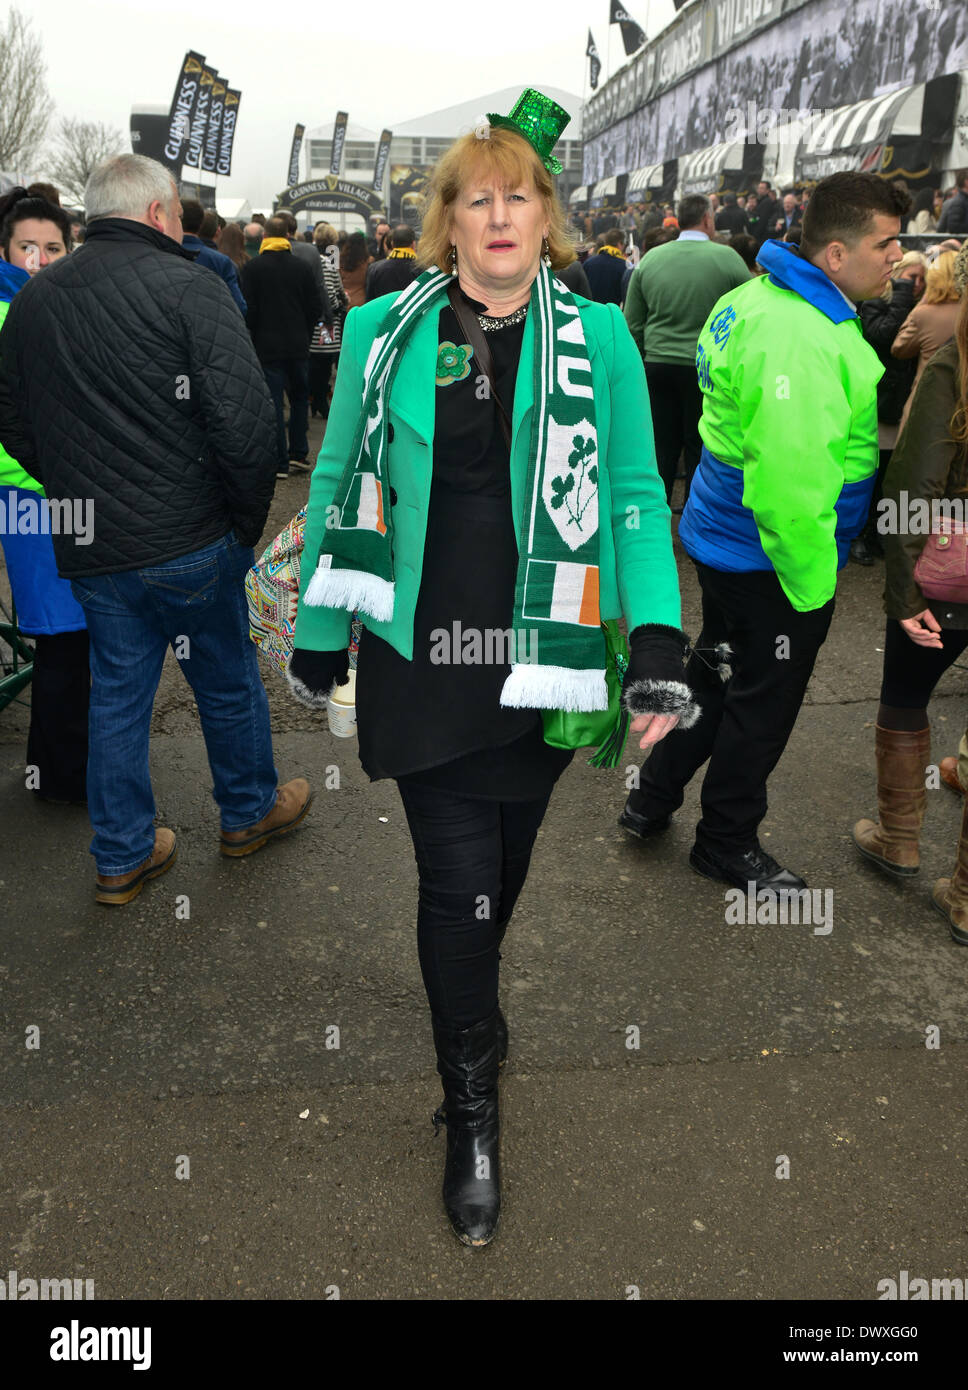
[2,414,967,1308]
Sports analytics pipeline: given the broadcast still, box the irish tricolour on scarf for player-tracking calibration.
[304,262,608,712]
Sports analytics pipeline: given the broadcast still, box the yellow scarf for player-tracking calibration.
[260,237,291,253]
[387,247,416,259]
[601,244,627,260]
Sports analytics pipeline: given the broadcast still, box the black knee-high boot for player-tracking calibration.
[431,1008,501,1247]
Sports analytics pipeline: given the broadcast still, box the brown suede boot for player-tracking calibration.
[931,795,968,946]
[96,828,176,905]
[852,725,930,877]
[219,778,313,857]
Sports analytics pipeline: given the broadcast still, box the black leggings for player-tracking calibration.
[27,629,90,800]
[879,619,968,709]
[396,780,552,1028]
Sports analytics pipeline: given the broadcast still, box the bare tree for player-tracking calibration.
[0,8,51,173]
[46,118,125,204]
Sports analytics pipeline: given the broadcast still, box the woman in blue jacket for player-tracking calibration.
[287,92,696,1247]
[0,190,88,803]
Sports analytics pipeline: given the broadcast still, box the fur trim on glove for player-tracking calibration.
[622,677,701,729]
[285,661,333,710]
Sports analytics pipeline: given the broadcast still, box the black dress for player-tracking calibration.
[354,287,574,801]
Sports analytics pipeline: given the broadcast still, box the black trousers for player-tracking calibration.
[27,629,90,801]
[308,353,336,416]
[880,618,968,708]
[629,562,834,852]
[644,360,704,504]
[396,779,552,1028]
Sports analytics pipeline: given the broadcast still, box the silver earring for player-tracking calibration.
[542,236,551,266]
[450,244,457,274]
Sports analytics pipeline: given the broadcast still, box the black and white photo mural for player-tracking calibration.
[583,0,968,187]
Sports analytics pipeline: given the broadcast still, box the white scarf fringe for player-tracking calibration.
[500,663,608,712]
[305,555,395,623]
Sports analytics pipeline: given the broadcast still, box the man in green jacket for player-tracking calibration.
[621,172,910,893]
[624,193,749,503]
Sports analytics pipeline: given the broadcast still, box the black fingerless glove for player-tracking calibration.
[286,646,350,709]
[621,623,701,728]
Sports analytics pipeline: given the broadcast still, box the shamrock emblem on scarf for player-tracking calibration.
[549,433,598,530]
[435,341,473,386]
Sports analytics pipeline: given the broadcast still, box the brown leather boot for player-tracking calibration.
[219,779,313,857]
[939,756,965,795]
[95,828,176,905]
[852,725,930,877]
[931,795,968,945]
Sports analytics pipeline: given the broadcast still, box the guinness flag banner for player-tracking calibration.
[288,124,305,187]
[202,73,228,175]
[132,109,178,172]
[217,89,241,177]
[330,111,348,176]
[373,129,392,192]
[586,30,601,91]
[609,0,647,57]
[165,50,205,169]
[183,61,217,169]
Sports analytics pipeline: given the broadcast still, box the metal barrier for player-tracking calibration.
[0,596,34,712]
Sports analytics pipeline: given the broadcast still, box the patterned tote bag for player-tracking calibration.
[245,508,361,676]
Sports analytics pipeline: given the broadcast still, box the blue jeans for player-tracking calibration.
[70,533,278,874]
[263,357,309,467]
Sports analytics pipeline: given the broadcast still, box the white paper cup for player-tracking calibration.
[327,667,357,738]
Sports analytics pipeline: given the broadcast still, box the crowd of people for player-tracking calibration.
[1,99,967,1250]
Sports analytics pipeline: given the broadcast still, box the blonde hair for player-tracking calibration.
[313,222,338,249]
[416,126,577,273]
[880,249,927,301]
[923,249,961,305]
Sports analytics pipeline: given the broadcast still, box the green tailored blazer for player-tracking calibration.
[293,285,682,660]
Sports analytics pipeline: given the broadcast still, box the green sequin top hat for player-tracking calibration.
[486,89,571,176]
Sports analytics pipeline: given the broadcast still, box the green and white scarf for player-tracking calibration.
[304,262,608,712]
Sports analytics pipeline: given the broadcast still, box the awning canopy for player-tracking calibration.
[797,86,928,180]
[678,141,748,195]
[627,162,664,193]
[569,185,589,206]
[589,173,628,206]
[794,75,959,183]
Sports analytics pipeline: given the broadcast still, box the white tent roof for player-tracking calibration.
[305,119,382,141]
[390,87,582,138]
[218,196,252,222]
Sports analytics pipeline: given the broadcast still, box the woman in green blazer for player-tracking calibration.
[288,91,696,1247]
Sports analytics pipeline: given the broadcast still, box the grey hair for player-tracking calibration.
[84,154,177,223]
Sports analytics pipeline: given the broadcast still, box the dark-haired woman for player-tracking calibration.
[218,222,247,273]
[0,193,89,803]
[338,232,371,310]
[907,187,938,235]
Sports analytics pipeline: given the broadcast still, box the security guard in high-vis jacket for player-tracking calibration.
[620,173,910,892]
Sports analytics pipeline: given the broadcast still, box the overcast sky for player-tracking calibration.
[25,0,678,207]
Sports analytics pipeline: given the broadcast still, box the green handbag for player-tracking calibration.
[541,619,631,768]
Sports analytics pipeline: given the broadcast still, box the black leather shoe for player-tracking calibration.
[431,1010,501,1247]
[849,537,875,567]
[618,799,672,839]
[689,840,807,891]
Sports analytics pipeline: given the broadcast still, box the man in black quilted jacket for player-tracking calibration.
[0,154,313,905]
